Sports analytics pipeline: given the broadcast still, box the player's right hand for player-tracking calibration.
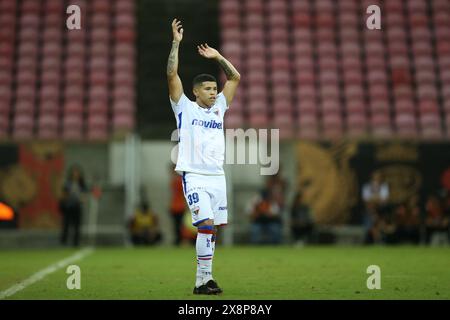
[172,18,183,43]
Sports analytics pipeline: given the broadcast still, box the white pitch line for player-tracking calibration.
[0,247,94,299]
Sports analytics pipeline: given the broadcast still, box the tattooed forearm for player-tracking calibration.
[218,58,240,80]
[167,41,179,76]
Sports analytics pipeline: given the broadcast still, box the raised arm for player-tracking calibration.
[197,44,241,106]
[167,19,184,103]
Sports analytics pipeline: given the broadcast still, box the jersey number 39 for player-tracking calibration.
[187,192,199,206]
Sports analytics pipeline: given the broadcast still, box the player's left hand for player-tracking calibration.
[197,43,221,59]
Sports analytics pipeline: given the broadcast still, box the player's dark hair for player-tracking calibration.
[193,74,217,88]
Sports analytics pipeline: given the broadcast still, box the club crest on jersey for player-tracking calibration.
[193,206,200,215]
[213,109,219,116]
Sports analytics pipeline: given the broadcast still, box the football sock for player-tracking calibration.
[211,231,216,257]
[196,226,214,287]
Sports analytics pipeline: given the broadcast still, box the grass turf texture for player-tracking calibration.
[1,246,449,300]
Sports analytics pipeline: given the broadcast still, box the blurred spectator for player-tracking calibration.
[290,191,315,246]
[59,164,88,247]
[128,201,162,246]
[265,169,288,211]
[361,172,390,244]
[248,189,282,245]
[169,165,186,246]
[379,213,398,244]
[394,196,421,244]
[424,194,449,245]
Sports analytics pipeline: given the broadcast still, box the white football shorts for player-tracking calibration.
[181,172,228,226]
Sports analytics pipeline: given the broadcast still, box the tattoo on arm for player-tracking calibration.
[167,42,179,75]
[219,58,239,80]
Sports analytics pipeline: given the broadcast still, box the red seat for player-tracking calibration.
[87,101,107,115]
[88,114,108,129]
[89,69,108,86]
[45,0,64,13]
[248,113,269,128]
[347,114,367,132]
[112,100,133,114]
[248,98,267,113]
[44,13,62,27]
[91,28,110,42]
[13,114,34,131]
[222,28,240,42]
[273,98,292,113]
[417,84,438,100]
[40,101,59,114]
[12,127,34,140]
[89,85,109,103]
[421,127,443,140]
[320,85,339,100]
[273,113,294,127]
[346,99,366,114]
[415,69,436,84]
[112,113,134,130]
[418,100,438,115]
[14,99,34,113]
[395,113,418,138]
[40,85,59,103]
[407,0,427,13]
[224,112,244,129]
[269,28,288,42]
[63,101,84,115]
[92,13,110,28]
[268,13,288,28]
[247,85,267,100]
[41,69,62,85]
[321,99,341,114]
[63,127,83,140]
[395,99,415,113]
[115,0,135,12]
[297,84,316,100]
[367,70,388,85]
[220,13,240,28]
[272,86,292,100]
[393,85,413,99]
[63,114,83,130]
[65,85,84,102]
[221,0,240,14]
[244,0,264,12]
[270,71,290,86]
[38,115,58,130]
[344,81,365,100]
[16,85,36,102]
[87,127,108,141]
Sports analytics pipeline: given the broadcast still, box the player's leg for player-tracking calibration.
[203,175,227,292]
[194,218,221,294]
[183,173,222,294]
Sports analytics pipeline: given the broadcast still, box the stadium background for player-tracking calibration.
[0,0,449,249]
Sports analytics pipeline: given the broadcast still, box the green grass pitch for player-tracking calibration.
[1,246,449,300]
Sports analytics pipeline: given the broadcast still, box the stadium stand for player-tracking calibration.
[0,0,135,140]
[220,0,450,140]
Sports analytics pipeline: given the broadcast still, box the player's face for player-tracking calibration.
[194,81,218,107]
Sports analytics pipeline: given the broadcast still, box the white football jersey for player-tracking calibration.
[170,92,229,175]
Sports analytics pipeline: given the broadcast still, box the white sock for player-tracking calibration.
[196,232,213,287]
[211,232,216,257]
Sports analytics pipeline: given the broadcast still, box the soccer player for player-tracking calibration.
[167,18,240,295]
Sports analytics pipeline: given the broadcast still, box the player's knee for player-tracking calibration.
[197,219,214,234]
[197,219,214,227]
